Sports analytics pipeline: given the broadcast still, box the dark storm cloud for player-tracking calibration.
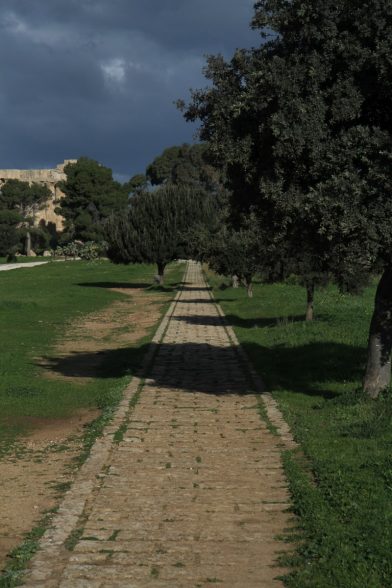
[0,0,258,179]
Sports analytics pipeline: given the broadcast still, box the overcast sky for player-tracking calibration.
[0,0,259,182]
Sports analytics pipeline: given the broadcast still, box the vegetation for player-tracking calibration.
[146,143,223,193]
[106,184,214,284]
[0,260,184,454]
[123,173,148,197]
[0,180,52,256]
[3,0,392,581]
[0,510,55,588]
[193,213,260,297]
[54,240,107,260]
[181,0,392,397]
[58,157,128,243]
[207,269,392,587]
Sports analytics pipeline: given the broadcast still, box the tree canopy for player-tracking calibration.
[124,174,148,197]
[106,184,214,283]
[146,143,224,194]
[0,180,51,220]
[58,157,128,243]
[0,179,51,256]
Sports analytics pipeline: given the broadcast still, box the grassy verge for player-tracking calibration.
[206,269,392,588]
[0,260,184,454]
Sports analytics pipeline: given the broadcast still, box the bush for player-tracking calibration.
[54,240,107,260]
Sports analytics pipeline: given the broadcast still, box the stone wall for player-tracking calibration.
[0,159,77,232]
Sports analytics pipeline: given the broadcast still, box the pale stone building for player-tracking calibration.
[0,159,77,232]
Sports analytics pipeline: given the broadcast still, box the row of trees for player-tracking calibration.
[51,148,223,283]
[176,0,392,398]
[105,144,224,283]
[0,146,220,265]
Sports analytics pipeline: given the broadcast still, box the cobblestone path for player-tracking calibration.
[24,262,294,587]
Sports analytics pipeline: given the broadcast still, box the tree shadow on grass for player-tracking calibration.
[148,283,183,293]
[224,313,331,329]
[77,281,186,293]
[213,298,244,304]
[242,341,366,399]
[171,313,332,329]
[77,281,152,290]
[38,346,146,380]
[38,338,366,400]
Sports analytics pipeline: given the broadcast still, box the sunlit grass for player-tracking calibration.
[0,260,184,454]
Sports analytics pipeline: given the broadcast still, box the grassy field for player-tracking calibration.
[0,260,184,454]
[207,270,392,588]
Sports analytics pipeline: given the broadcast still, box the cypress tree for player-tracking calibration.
[106,184,213,284]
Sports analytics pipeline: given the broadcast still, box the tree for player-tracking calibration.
[124,174,148,196]
[58,157,128,243]
[252,0,392,393]
[0,179,51,255]
[0,221,20,257]
[146,143,224,193]
[105,184,214,284]
[189,210,261,297]
[181,48,329,319]
[182,0,392,395]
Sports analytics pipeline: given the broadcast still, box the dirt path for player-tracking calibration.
[0,411,96,567]
[0,262,48,271]
[23,262,295,587]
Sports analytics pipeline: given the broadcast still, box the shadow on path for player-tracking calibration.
[172,315,223,326]
[38,339,366,400]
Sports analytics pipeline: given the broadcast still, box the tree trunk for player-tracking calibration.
[305,281,315,321]
[232,275,239,288]
[26,231,31,256]
[243,275,253,298]
[363,266,392,398]
[157,262,165,285]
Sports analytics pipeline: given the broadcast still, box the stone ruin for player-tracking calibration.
[0,159,77,232]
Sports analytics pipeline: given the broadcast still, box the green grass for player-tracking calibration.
[0,260,184,454]
[207,270,392,587]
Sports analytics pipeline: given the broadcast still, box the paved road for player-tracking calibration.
[24,261,294,587]
[0,261,48,271]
